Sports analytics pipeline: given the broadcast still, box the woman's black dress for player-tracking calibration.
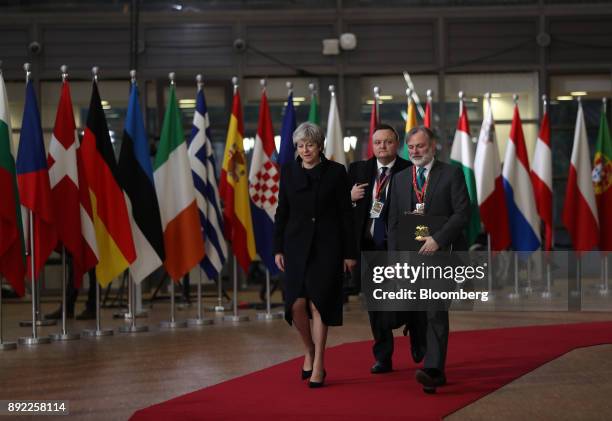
[274,155,356,326]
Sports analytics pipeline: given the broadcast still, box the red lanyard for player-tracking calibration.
[374,171,390,200]
[412,166,429,203]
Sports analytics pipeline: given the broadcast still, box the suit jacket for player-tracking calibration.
[348,156,411,250]
[387,160,470,252]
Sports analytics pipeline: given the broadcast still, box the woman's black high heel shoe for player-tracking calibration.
[301,369,312,380]
[308,370,326,388]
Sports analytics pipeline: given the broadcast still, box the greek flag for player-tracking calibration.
[187,83,227,279]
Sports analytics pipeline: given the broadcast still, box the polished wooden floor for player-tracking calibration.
[1,291,612,420]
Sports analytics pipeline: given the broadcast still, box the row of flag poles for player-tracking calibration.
[1,63,611,329]
[364,85,611,254]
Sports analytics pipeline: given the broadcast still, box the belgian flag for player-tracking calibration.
[80,79,136,286]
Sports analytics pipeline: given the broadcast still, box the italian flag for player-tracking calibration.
[0,71,25,295]
[154,84,204,281]
[450,101,481,246]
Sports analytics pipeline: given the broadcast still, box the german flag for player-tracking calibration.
[80,80,136,287]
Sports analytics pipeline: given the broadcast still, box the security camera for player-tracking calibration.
[28,41,42,55]
[233,38,247,52]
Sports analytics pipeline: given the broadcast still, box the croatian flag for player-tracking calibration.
[502,104,541,252]
[248,90,279,274]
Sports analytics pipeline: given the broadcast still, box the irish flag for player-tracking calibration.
[154,83,204,281]
[450,100,481,246]
[0,70,25,295]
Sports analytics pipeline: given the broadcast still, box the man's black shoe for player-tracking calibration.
[76,309,96,320]
[45,307,74,320]
[415,368,446,393]
[370,361,392,374]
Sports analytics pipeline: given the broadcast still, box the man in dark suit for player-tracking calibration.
[387,126,470,393]
[348,123,413,374]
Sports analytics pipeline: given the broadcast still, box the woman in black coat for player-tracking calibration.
[274,122,357,388]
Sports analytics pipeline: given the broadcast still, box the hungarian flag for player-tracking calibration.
[119,81,164,283]
[277,92,296,166]
[474,100,510,251]
[0,71,25,295]
[249,90,279,274]
[593,103,612,251]
[400,95,417,160]
[219,88,256,274]
[365,101,378,159]
[503,105,541,252]
[308,90,319,125]
[47,78,97,288]
[187,82,227,280]
[450,102,480,246]
[325,90,346,166]
[16,79,57,280]
[563,102,599,253]
[154,84,204,282]
[531,110,553,251]
[80,80,136,287]
[424,98,432,129]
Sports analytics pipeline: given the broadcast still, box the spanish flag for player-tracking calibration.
[219,88,255,274]
[80,80,136,287]
[153,83,204,282]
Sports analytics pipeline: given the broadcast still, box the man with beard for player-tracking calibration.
[387,126,470,393]
[348,123,413,374]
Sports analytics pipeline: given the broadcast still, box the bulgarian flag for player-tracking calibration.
[400,95,417,160]
[450,100,481,246]
[593,102,612,251]
[154,83,204,281]
[219,87,256,274]
[0,71,25,295]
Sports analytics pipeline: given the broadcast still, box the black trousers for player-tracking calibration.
[414,310,449,371]
[65,261,96,314]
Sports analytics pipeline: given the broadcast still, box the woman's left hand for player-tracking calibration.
[344,259,357,272]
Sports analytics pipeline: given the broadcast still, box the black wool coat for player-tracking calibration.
[274,156,357,326]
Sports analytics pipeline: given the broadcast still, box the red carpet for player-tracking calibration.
[131,321,612,421]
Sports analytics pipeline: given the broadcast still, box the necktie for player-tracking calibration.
[417,166,426,189]
[372,166,389,248]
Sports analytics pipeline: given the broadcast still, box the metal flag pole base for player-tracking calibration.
[256,269,283,320]
[160,280,187,329]
[119,324,149,333]
[223,257,249,323]
[0,342,17,350]
[82,283,113,337]
[50,332,80,341]
[119,276,149,333]
[256,312,283,320]
[187,318,214,326]
[213,276,225,312]
[18,336,51,345]
[188,268,214,326]
[508,254,521,300]
[224,314,249,322]
[51,249,80,342]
